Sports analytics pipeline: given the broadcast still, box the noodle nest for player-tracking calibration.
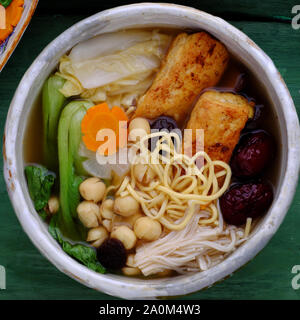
[115,131,232,231]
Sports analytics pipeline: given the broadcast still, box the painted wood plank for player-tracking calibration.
[36,0,298,20]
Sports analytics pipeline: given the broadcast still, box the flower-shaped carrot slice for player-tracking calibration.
[81,103,128,154]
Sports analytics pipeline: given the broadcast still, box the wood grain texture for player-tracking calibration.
[0,2,299,300]
[36,0,297,20]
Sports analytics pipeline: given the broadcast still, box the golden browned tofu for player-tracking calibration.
[185,91,253,163]
[134,32,229,123]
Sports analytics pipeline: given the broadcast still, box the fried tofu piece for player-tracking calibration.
[185,91,253,163]
[134,32,229,123]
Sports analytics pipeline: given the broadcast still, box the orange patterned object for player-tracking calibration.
[0,0,24,43]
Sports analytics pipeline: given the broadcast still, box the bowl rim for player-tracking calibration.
[3,2,300,299]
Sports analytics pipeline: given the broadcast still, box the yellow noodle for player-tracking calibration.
[199,203,218,225]
[244,218,252,238]
[103,185,117,200]
[113,131,231,231]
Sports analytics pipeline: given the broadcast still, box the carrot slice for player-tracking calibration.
[0,0,24,43]
[81,102,111,134]
[111,106,128,148]
[7,0,23,26]
[111,106,128,121]
[81,103,128,154]
[0,25,13,42]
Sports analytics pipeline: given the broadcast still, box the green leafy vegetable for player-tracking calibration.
[49,216,105,273]
[42,75,67,171]
[57,100,93,240]
[0,0,13,8]
[25,165,55,220]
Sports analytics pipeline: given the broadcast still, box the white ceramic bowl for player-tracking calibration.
[4,3,300,299]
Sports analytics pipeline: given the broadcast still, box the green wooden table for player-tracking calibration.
[0,0,299,300]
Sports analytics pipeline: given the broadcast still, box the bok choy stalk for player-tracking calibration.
[56,100,93,240]
[43,75,66,171]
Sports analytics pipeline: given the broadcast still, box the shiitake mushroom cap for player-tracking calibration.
[97,238,127,270]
